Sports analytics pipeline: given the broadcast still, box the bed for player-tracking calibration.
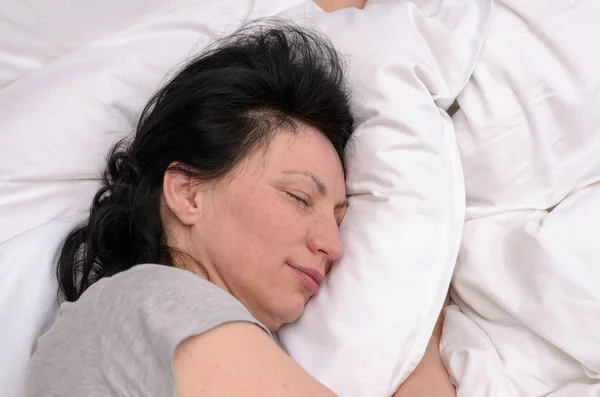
[1,0,599,396]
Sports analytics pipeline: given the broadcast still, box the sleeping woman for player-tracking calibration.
[26,1,455,396]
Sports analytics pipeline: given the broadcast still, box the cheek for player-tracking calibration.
[213,186,303,274]
[238,188,300,249]
[209,187,309,323]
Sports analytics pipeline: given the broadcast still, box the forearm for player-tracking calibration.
[393,298,455,397]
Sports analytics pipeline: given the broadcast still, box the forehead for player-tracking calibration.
[263,125,345,185]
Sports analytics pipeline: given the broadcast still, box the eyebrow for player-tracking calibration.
[282,170,349,210]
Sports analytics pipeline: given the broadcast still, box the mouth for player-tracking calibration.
[287,262,324,295]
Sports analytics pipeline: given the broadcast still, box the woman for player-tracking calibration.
[27,13,455,397]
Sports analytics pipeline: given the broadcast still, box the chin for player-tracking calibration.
[274,295,307,327]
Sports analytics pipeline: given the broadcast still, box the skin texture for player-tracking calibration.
[162,124,347,332]
[174,322,338,396]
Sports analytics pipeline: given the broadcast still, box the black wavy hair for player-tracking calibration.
[57,21,355,302]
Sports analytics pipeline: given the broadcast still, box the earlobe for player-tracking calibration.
[163,166,201,226]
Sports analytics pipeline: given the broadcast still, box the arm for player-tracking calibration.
[174,301,455,397]
[313,0,366,12]
[393,297,456,397]
[174,322,338,397]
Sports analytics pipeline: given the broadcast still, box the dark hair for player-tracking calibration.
[57,21,355,302]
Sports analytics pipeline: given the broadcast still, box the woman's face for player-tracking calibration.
[187,125,347,331]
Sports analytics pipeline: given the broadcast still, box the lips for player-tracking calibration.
[287,262,324,294]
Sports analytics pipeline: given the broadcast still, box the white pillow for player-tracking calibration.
[277,1,490,396]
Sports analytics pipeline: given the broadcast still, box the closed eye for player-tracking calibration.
[286,192,310,207]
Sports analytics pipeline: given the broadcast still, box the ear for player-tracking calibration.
[163,164,202,226]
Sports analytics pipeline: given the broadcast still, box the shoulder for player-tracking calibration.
[28,265,269,396]
[95,264,226,300]
[81,264,243,316]
[42,265,270,371]
[76,264,270,337]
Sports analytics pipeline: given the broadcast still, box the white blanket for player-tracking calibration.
[443,0,600,395]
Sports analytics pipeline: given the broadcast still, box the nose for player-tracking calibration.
[307,216,344,263]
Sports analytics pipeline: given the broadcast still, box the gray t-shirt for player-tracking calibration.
[27,264,269,397]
